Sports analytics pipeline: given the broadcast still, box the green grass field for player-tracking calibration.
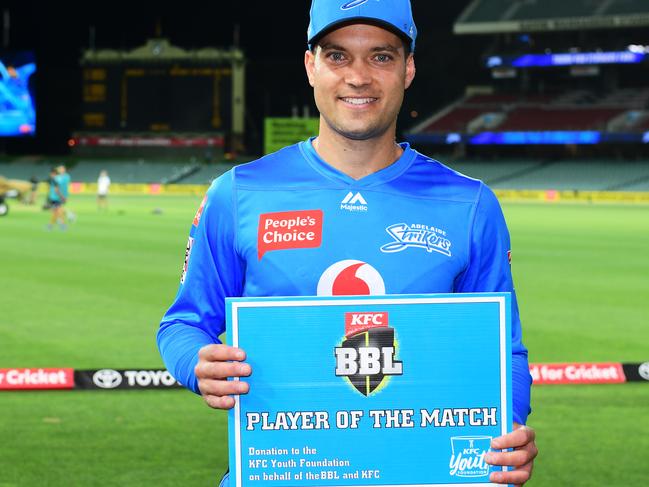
[0,195,648,486]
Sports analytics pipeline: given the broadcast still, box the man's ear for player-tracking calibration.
[305,49,316,88]
[405,54,416,90]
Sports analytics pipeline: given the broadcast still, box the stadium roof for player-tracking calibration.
[81,38,244,64]
[455,0,649,34]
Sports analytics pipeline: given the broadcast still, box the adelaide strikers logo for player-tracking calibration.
[317,260,385,296]
[335,311,403,396]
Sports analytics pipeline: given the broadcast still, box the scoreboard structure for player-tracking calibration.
[76,38,245,155]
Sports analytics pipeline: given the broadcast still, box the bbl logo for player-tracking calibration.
[334,312,402,396]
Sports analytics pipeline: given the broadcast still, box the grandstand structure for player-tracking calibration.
[0,157,237,185]
[73,38,245,158]
[407,0,649,162]
[455,0,649,34]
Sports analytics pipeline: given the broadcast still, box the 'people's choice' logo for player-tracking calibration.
[335,312,402,396]
[317,260,385,296]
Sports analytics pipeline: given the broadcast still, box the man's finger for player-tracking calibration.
[198,378,250,398]
[491,426,535,450]
[489,463,532,485]
[485,445,537,467]
[195,361,251,380]
[198,344,247,362]
[204,394,236,410]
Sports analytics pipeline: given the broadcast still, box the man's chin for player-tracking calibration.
[332,124,389,142]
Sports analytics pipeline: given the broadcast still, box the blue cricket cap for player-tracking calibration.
[308,0,417,52]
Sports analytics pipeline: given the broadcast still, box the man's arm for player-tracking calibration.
[454,184,536,484]
[455,183,532,423]
[157,172,249,406]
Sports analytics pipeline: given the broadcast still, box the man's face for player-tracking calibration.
[305,23,415,141]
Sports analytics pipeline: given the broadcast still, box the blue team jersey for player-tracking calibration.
[48,177,61,202]
[158,139,532,424]
[56,173,70,199]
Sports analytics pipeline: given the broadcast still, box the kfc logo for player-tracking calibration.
[335,311,402,396]
[345,312,388,336]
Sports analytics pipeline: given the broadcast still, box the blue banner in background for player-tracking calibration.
[227,294,512,487]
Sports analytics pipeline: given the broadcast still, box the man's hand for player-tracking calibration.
[194,344,252,409]
[485,423,537,486]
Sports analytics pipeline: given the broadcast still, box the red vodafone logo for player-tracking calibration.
[317,260,386,296]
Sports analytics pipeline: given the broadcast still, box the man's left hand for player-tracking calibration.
[485,422,537,486]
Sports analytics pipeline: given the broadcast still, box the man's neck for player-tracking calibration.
[312,124,403,181]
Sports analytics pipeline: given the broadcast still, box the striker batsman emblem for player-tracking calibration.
[334,312,403,396]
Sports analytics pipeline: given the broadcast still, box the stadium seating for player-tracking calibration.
[495,107,624,131]
[413,88,649,134]
[442,158,649,191]
[423,108,487,133]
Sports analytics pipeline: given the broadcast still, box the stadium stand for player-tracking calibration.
[495,107,625,132]
[444,159,649,191]
[0,159,228,184]
[455,0,649,33]
[411,88,648,135]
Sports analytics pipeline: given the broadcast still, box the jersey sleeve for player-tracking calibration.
[157,171,244,394]
[454,183,532,425]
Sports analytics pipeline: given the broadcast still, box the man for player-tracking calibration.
[158,1,537,485]
[56,164,76,222]
[97,169,111,211]
[46,168,65,230]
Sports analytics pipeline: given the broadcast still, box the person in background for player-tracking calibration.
[56,164,76,222]
[46,168,65,231]
[28,175,38,205]
[97,169,111,211]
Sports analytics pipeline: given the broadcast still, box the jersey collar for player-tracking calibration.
[299,137,417,187]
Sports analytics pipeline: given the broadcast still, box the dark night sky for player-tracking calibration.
[2,1,489,154]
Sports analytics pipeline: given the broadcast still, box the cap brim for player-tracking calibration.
[308,18,413,50]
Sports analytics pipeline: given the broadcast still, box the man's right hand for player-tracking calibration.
[195,344,252,409]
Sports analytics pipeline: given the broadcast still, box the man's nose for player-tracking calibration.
[344,60,372,88]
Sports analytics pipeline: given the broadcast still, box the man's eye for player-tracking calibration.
[375,54,392,63]
[328,52,345,62]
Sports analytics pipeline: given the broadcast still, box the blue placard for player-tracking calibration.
[227,293,512,487]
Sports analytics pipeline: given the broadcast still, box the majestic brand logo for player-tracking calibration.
[341,0,369,10]
[317,260,385,296]
[335,311,402,396]
[193,195,207,226]
[258,210,323,260]
[381,223,452,257]
[92,369,123,389]
[340,192,368,212]
[449,436,492,478]
[180,237,194,284]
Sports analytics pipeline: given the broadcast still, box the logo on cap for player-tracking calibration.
[341,0,369,10]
